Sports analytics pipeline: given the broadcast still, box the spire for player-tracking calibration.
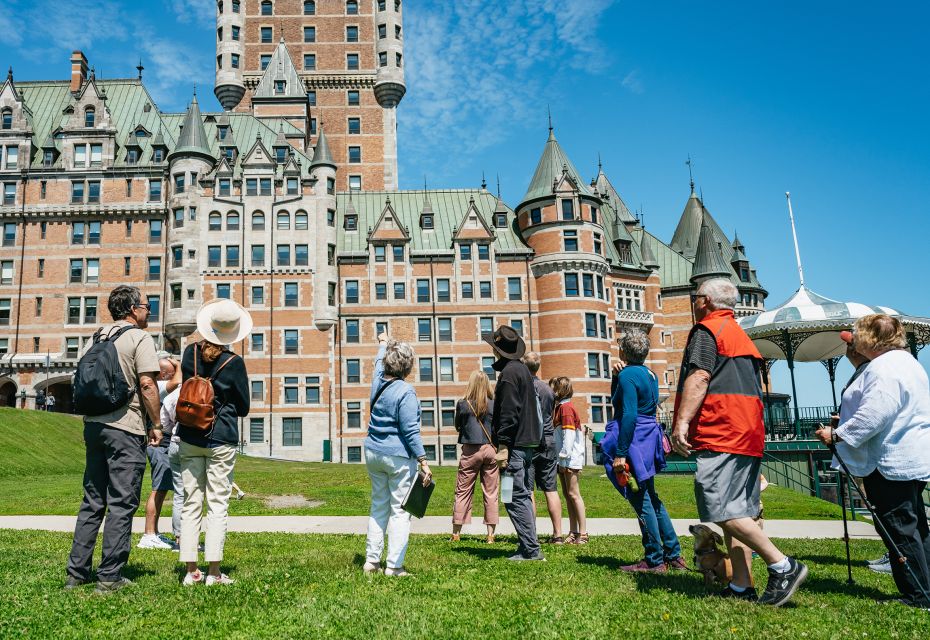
[670,189,709,259]
[521,127,591,204]
[6,66,12,83]
[640,233,660,271]
[731,234,748,262]
[310,127,336,171]
[169,92,213,161]
[686,154,695,193]
[690,214,732,283]
[136,60,144,80]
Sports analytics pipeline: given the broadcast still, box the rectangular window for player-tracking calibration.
[304,27,315,43]
[439,357,453,382]
[599,314,608,339]
[71,221,86,245]
[148,295,160,322]
[477,244,490,261]
[147,257,161,281]
[74,145,87,168]
[459,243,471,260]
[68,259,82,283]
[436,279,450,302]
[347,90,360,105]
[282,418,302,447]
[347,54,359,70]
[345,280,359,304]
[173,208,185,228]
[347,117,360,134]
[416,279,430,303]
[596,275,604,299]
[587,353,600,378]
[217,284,231,299]
[2,183,15,205]
[347,446,362,462]
[251,245,265,267]
[284,329,299,354]
[71,181,84,204]
[419,358,433,382]
[276,244,290,266]
[480,317,493,338]
[565,273,579,296]
[438,317,452,341]
[602,353,611,379]
[347,403,361,430]
[65,338,80,359]
[585,313,597,338]
[346,359,360,383]
[328,244,336,266]
[418,318,432,342]
[86,181,100,203]
[511,318,523,336]
[442,400,456,427]
[287,177,299,195]
[89,144,102,167]
[250,418,264,443]
[348,146,361,163]
[349,175,362,190]
[219,179,231,196]
[379,52,387,67]
[593,233,602,255]
[149,179,162,202]
[375,283,387,300]
[246,178,258,196]
[376,321,388,336]
[38,258,45,278]
[305,377,321,404]
[260,178,272,195]
[561,199,574,220]
[252,286,264,305]
[443,444,457,461]
[393,282,405,300]
[482,356,496,380]
[284,282,298,307]
[174,173,185,194]
[304,54,316,70]
[461,282,473,299]
[480,281,492,299]
[284,377,299,404]
[68,297,81,324]
[172,245,183,267]
[261,26,272,43]
[171,284,182,308]
[508,278,522,301]
[582,273,595,297]
[208,246,221,267]
[345,319,359,343]
[83,297,98,324]
[346,26,358,42]
[374,245,386,262]
[232,25,240,40]
[564,230,578,252]
[86,259,99,283]
[226,245,240,267]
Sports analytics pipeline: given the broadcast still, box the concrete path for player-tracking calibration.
[0,515,880,539]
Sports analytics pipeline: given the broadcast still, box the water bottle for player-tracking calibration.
[501,472,514,504]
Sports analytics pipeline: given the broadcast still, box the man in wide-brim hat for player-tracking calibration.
[484,325,544,561]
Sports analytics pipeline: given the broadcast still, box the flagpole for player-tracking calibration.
[785,192,805,288]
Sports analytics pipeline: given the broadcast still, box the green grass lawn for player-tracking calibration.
[0,408,842,520]
[2,530,925,639]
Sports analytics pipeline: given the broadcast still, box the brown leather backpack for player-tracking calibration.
[176,345,238,432]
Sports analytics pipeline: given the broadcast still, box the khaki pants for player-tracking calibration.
[452,444,500,525]
[179,441,236,564]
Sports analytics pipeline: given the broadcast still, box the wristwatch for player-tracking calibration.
[831,428,840,444]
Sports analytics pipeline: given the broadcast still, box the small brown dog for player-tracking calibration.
[689,524,732,587]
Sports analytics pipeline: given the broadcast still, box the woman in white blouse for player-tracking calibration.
[816,314,930,609]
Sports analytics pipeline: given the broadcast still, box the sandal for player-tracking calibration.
[486,534,495,544]
[548,536,565,545]
[450,534,461,542]
[564,532,578,545]
[574,533,589,545]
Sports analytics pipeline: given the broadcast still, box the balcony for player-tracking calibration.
[615,309,654,326]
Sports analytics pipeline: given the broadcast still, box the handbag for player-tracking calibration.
[661,430,673,456]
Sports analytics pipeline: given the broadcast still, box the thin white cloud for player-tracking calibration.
[622,69,644,94]
[168,0,215,27]
[138,37,214,112]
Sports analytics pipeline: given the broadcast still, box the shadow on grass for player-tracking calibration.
[800,553,876,568]
[122,565,159,581]
[450,546,514,560]
[801,574,892,600]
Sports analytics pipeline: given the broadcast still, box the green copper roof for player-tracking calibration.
[691,216,733,282]
[253,40,306,100]
[336,190,529,254]
[640,232,659,269]
[169,93,212,160]
[521,129,592,204]
[634,228,693,288]
[593,168,637,222]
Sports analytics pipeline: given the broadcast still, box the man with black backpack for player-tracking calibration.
[65,285,162,593]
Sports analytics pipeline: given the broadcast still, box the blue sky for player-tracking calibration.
[3,0,928,404]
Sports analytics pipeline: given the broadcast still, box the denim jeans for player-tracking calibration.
[626,476,681,567]
[365,449,417,569]
[167,440,184,539]
[504,447,541,558]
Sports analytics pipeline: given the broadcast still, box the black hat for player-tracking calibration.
[483,325,526,360]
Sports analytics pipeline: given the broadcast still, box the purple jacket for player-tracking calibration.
[601,416,667,498]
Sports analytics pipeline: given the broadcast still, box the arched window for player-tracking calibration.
[277,211,290,230]
[252,211,265,230]
[295,211,308,230]
[346,0,358,14]
[84,107,95,128]
[261,0,273,15]
[303,0,315,15]
[227,211,240,230]
[209,212,222,231]
[1,109,11,130]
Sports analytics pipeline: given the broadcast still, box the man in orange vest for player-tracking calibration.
[672,278,808,607]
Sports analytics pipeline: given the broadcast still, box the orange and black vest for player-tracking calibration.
[674,309,765,457]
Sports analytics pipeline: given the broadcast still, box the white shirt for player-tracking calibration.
[835,349,930,481]
[160,387,180,441]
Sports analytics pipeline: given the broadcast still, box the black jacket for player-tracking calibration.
[177,344,250,447]
[491,357,541,449]
[455,399,494,445]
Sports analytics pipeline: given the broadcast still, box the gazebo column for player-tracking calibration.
[783,329,801,437]
[820,356,841,409]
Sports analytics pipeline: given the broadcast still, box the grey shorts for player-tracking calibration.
[533,439,558,493]
[694,451,761,523]
[146,445,174,492]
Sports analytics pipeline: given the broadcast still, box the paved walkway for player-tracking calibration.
[0,515,880,539]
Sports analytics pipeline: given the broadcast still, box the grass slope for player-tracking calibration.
[0,408,843,520]
[2,531,925,639]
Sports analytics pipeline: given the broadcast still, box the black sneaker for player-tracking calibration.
[758,558,808,607]
[507,552,546,562]
[95,577,133,593]
[717,585,758,601]
[64,576,89,590]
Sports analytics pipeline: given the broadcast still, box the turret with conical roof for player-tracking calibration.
[520,128,592,206]
[310,127,336,173]
[640,233,660,271]
[169,93,213,163]
[690,214,733,284]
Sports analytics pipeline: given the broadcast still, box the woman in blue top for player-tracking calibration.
[363,333,432,577]
[609,329,685,573]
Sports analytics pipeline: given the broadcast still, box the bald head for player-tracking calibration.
[158,358,176,381]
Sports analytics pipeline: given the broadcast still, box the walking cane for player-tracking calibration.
[836,469,854,585]
[828,442,930,605]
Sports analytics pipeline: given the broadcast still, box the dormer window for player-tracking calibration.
[217,125,228,140]
[740,267,750,282]
[344,213,358,231]
[84,107,95,128]
[494,212,507,228]
[274,80,286,94]
[561,199,574,220]
[43,150,54,167]
[1,110,11,130]
[274,147,288,163]
[135,128,147,137]
[153,147,165,163]
[223,147,235,161]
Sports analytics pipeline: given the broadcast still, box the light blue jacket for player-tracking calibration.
[363,343,427,460]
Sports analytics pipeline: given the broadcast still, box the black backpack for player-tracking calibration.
[73,325,138,416]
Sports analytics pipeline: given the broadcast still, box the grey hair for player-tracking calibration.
[620,329,650,365]
[698,278,739,310]
[383,339,415,379]
[521,351,541,374]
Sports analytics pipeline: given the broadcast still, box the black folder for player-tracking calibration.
[402,471,435,518]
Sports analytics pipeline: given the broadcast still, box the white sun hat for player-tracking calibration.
[195,299,253,346]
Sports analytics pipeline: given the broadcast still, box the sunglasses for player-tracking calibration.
[690,294,706,303]
[134,303,151,311]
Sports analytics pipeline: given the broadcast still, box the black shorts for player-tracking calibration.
[533,439,558,492]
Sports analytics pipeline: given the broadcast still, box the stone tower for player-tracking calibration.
[214,0,405,191]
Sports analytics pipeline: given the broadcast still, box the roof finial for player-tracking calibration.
[136,59,144,80]
[597,152,602,172]
[785,191,806,288]
[496,174,501,200]
[686,154,695,193]
[423,174,428,191]
[547,105,553,132]
[6,66,12,82]
[481,171,486,190]
[89,66,96,82]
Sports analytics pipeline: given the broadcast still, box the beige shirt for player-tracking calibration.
[83,321,160,436]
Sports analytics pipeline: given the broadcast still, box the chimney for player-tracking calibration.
[70,51,88,94]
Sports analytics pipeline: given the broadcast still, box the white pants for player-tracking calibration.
[365,449,416,569]
[167,440,184,538]
[179,441,236,564]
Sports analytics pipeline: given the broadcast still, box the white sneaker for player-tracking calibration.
[137,534,173,550]
[205,573,235,586]
[182,570,204,586]
[869,560,893,574]
[867,552,890,566]
[362,562,382,575]
[384,567,412,577]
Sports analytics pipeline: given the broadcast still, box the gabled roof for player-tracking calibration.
[521,129,592,204]
[169,93,213,161]
[253,40,306,100]
[690,215,733,282]
[240,136,274,167]
[368,197,410,242]
[452,196,495,242]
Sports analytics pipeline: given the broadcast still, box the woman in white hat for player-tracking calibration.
[177,299,252,587]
